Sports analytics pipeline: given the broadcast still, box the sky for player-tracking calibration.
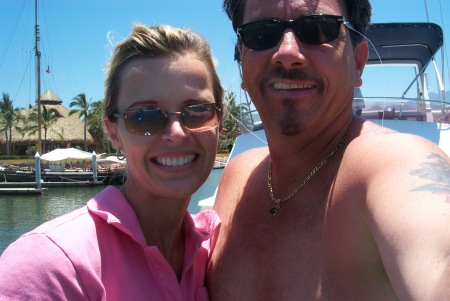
[1,0,449,110]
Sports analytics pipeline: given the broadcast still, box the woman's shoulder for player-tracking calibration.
[1,205,101,272]
[0,224,98,299]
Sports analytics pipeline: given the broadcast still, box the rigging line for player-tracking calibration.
[39,0,50,94]
[0,0,28,71]
[52,14,81,99]
[13,50,33,108]
[38,0,66,99]
[42,54,50,93]
[423,0,430,22]
[223,104,267,145]
[22,49,33,108]
[344,25,386,124]
[40,0,54,72]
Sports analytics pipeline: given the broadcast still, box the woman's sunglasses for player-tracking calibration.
[113,103,220,136]
[237,14,354,51]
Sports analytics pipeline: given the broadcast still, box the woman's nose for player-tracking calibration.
[161,115,189,141]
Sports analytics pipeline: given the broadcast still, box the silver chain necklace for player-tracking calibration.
[267,135,346,215]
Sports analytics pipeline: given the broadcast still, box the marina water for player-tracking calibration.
[0,168,222,254]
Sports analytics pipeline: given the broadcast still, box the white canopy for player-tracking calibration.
[97,156,127,164]
[40,148,96,163]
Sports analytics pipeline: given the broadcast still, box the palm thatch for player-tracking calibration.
[4,90,96,153]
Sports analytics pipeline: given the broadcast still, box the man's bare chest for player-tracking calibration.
[208,182,396,300]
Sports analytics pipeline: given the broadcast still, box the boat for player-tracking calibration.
[199,21,450,210]
[0,148,126,185]
[0,165,126,185]
[213,157,227,169]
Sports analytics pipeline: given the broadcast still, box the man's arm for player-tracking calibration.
[362,133,450,300]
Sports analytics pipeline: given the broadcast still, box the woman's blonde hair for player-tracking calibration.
[104,24,224,120]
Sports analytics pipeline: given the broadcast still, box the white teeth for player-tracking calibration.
[273,82,313,90]
[154,154,195,167]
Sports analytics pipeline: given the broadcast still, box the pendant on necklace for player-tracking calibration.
[270,204,281,215]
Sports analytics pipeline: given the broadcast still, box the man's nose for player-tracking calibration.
[271,30,308,68]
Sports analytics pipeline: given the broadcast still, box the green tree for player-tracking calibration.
[0,93,23,156]
[219,91,251,152]
[26,105,59,153]
[222,92,239,139]
[69,93,91,151]
[222,91,251,139]
[87,100,106,153]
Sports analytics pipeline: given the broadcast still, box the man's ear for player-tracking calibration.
[235,43,242,63]
[353,40,369,88]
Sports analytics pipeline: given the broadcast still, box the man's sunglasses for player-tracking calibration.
[113,103,220,136]
[237,14,354,51]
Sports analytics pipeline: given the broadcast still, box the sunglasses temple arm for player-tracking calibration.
[192,123,220,133]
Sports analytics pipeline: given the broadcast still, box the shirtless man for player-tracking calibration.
[207,0,450,300]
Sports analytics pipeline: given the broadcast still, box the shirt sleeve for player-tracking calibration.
[0,234,91,301]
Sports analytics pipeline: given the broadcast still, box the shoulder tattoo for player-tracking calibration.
[410,152,450,203]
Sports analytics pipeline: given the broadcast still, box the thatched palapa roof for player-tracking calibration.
[8,90,94,146]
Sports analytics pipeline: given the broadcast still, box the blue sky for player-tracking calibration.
[1,0,449,110]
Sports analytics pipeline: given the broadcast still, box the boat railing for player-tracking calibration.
[236,108,262,133]
[234,96,449,134]
[353,96,449,123]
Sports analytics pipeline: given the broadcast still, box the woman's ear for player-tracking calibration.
[103,116,122,150]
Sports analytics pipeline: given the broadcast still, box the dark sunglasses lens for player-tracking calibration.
[124,108,166,135]
[182,104,216,130]
[240,21,283,50]
[239,15,342,50]
[297,15,341,44]
[295,16,341,45]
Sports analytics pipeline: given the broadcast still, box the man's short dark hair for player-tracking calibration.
[223,0,372,45]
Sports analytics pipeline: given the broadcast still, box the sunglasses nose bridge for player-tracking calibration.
[164,111,187,130]
[275,21,291,41]
[274,20,304,46]
[166,111,183,122]
[276,26,304,51]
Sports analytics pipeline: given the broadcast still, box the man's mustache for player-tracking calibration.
[263,67,323,88]
[268,67,322,83]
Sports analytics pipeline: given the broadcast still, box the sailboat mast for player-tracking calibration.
[35,0,42,155]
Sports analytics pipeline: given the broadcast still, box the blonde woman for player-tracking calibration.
[0,24,223,301]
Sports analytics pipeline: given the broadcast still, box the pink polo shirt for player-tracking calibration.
[0,186,220,301]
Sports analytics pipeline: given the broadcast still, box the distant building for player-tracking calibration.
[0,90,97,156]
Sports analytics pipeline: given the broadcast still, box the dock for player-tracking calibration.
[0,181,104,195]
[0,187,47,195]
[0,181,104,188]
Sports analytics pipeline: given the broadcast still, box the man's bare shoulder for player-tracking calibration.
[213,147,269,215]
[218,146,269,189]
[346,122,450,299]
[226,146,269,171]
[347,119,448,169]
